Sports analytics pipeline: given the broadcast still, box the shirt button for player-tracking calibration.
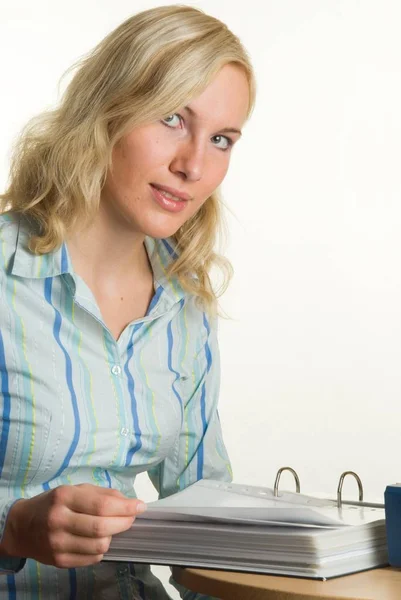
[111,365,122,376]
[120,427,129,437]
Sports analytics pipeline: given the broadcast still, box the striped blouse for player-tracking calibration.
[0,212,232,599]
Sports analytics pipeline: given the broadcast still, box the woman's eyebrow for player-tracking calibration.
[183,105,242,136]
[219,127,242,136]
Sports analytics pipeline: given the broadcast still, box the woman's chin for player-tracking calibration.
[138,213,187,239]
[137,222,182,239]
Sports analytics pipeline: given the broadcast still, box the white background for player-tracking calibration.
[1,1,400,596]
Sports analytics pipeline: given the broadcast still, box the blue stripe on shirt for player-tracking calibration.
[125,324,143,466]
[0,331,11,478]
[43,277,81,484]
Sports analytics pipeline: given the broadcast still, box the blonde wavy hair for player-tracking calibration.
[0,5,256,313]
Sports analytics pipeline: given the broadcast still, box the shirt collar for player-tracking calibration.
[11,215,72,279]
[11,215,186,302]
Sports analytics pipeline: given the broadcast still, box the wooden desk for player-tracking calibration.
[172,566,401,600]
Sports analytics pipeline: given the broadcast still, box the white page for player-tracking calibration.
[142,479,385,528]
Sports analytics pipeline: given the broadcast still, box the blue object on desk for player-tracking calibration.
[384,483,401,567]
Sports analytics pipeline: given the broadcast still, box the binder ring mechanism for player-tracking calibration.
[273,467,301,497]
[273,467,366,509]
[337,471,363,508]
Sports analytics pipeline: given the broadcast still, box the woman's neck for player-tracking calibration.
[65,206,151,288]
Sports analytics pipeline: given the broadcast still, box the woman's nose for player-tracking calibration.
[169,138,206,182]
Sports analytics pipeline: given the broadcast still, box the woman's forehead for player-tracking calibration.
[183,65,250,128]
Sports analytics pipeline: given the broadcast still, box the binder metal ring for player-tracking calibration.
[337,471,364,508]
[274,466,301,497]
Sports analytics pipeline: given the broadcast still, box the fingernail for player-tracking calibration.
[136,502,147,514]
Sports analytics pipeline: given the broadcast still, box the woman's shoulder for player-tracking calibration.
[0,212,21,271]
[182,293,219,350]
[0,210,19,232]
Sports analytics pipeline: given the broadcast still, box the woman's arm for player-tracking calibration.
[148,312,230,600]
[148,313,232,498]
[0,497,27,574]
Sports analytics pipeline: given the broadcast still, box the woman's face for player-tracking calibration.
[101,63,250,239]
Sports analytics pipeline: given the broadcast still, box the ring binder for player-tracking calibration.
[273,466,300,496]
[337,471,363,508]
[273,467,384,509]
[108,476,388,579]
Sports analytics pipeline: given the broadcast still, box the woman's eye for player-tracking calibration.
[161,114,182,128]
[161,117,233,151]
[212,135,232,151]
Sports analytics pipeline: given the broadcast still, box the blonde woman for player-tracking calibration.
[0,5,255,599]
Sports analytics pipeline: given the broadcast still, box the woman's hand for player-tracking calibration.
[1,484,146,568]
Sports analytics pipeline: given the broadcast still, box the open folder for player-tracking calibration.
[105,476,388,580]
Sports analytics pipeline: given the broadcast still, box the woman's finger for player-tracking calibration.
[49,532,112,556]
[64,513,135,538]
[53,485,146,517]
[51,552,105,569]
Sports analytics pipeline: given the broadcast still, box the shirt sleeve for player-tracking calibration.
[0,498,26,574]
[148,312,232,600]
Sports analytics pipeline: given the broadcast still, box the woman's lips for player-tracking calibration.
[150,184,188,213]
